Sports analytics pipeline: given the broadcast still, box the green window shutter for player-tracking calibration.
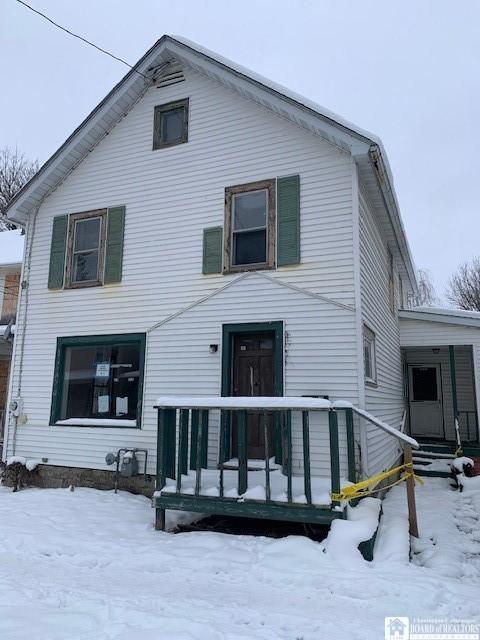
[48,215,68,289]
[277,175,300,266]
[104,206,125,284]
[203,227,223,274]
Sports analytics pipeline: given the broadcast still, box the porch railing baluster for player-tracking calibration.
[156,408,167,491]
[329,409,341,508]
[281,410,293,503]
[345,407,356,483]
[238,410,248,495]
[176,409,189,493]
[302,410,312,505]
[263,411,271,501]
[219,410,227,498]
[194,410,204,496]
[190,410,199,471]
[200,409,209,468]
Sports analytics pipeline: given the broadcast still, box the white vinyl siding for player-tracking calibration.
[359,188,405,475]
[4,66,358,476]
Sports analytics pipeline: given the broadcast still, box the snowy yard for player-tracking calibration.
[0,478,479,640]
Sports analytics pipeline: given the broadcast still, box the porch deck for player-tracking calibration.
[153,397,418,529]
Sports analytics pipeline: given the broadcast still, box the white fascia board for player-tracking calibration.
[399,309,480,329]
[167,39,372,155]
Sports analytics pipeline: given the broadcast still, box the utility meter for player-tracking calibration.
[120,451,139,477]
[9,397,23,417]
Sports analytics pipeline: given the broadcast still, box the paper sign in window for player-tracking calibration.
[96,363,110,378]
[98,395,110,413]
[116,396,128,416]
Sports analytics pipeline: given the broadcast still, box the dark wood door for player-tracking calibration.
[232,332,275,459]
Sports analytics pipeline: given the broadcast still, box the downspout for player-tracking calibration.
[351,159,368,476]
[5,206,39,457]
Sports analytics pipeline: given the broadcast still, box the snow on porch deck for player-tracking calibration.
[158,468,353,505]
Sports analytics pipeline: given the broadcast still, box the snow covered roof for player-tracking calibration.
[0,230,24,267]
[3,35,417,291]
[400,306,480,328]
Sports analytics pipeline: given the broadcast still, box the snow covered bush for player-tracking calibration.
[0,457,39,491]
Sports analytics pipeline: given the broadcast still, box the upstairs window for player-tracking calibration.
[224,179,275,272]
[153,99,189,149]
[363,325,377,385]
[66,210,106,288]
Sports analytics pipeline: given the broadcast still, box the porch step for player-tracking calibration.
[414,467,452,479]
[418,442,480,457]
[414,450,455,460]
[414,440,480,478]
[413,449,454,478]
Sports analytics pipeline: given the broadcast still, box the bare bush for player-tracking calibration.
[446,257,480,311]
[0,146,39,230]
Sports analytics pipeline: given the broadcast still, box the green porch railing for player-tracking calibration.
[153,397,361,530]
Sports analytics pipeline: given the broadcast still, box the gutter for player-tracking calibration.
[368,145,418,294]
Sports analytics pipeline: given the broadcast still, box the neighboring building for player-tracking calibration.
[1,37,479,525]
[0,230,23,443]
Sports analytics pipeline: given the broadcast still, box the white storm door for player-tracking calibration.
[408,364,444,439]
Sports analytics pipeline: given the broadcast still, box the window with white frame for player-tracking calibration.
[363,325,377,384]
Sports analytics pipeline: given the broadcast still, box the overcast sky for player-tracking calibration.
[1,0,479,300]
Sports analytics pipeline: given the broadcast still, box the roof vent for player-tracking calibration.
[155,63,185,88]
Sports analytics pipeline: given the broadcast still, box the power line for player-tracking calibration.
[16,0,149,80]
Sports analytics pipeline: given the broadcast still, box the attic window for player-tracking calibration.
[153,99,189,149]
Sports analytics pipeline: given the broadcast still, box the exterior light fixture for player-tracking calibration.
[209,344,218,353]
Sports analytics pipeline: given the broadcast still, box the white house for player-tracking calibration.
[2,36,479,526]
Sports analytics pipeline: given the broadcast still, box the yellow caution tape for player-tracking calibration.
[331,462,424,502]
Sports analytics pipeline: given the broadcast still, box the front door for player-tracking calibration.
[408,364,444,439]
[232,332,275,459]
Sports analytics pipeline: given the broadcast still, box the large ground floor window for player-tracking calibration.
[50,334,146,427]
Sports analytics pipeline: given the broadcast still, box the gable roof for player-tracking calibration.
[4,35,417,292]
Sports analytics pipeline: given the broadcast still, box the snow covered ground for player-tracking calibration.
[0,477,479,640]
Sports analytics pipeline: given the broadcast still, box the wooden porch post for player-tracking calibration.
[403,443,419,538]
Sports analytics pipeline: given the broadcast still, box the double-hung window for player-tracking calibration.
[50,334,146,427]
[363,325,377,385]
[66,210,106,288]
[224,179,275,272]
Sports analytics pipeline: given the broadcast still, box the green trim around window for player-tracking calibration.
[220,321,284,461]
[50,333,146,428]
